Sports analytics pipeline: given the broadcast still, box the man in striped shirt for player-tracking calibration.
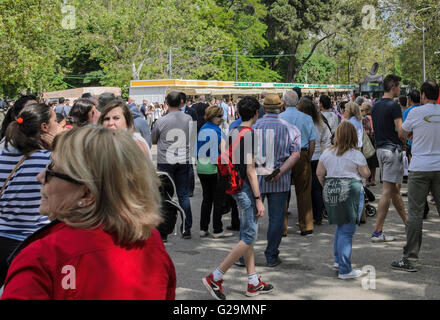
[253,93,301,267]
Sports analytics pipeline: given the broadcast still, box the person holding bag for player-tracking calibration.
[317,121,371,279]
[0,103,62,287]
[196,106,232,239]
[361,103,379,186]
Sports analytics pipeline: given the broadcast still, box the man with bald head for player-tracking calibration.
[280,91,318,236]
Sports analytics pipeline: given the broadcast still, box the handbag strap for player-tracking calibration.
[0,150,39,198]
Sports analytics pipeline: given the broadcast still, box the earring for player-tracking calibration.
[78,201,83,207]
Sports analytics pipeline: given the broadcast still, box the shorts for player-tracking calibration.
[232,181,258,246]
[377,148,404,184]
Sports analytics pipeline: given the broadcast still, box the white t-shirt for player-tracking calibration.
[321,111,339,133]
[312,123,332,161]
[348,117,363,148]
[402,103,440,171]
[319,148,367,181]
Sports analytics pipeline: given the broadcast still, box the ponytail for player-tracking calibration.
[4,103,51,154]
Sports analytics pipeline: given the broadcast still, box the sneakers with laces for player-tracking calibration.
[371,232,395,243]
[202,273,226,300]
[391,258,417,272]
[212,231,233,239]
[199,230,210,238]
[338,269,364,279]
[245,277,274,297]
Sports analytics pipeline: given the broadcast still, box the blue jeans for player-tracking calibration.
[334,190,364,275]
[232,181,258,246]
[262,192,289,265]
[157,163,192,233]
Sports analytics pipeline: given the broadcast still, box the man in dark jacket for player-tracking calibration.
[129,104,152,147]
[191,95,209,132]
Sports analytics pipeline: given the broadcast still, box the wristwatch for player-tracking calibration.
[254,195,261,200]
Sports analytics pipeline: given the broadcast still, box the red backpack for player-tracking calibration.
[217,127,253,195]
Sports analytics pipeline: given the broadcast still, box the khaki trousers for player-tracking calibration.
[290,151,314,232]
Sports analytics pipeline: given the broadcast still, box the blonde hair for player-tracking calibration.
[52,126,162,246]
[345,102,362,121]
[204,105,223,122]
[331,121,358,156]
[361,102,372,114]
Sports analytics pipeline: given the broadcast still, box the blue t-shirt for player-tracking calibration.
[229,118,242,132]
[402,105,420,146]
[280,107,317,149]
[197,121,222,163]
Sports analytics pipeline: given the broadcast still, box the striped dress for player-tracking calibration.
[0,147,51,241]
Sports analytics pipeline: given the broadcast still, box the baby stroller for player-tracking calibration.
[156,171,186,242]
[363,186,377,217]
[322,186,377,219]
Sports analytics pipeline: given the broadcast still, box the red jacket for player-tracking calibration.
[1,221,176,300]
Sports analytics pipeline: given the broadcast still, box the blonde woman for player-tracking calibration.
[2,126,176,299]
[196,106,231,238]
[317,121,370,279]
[344,102,363,148]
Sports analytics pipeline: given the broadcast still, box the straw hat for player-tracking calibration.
[263,93,283,109]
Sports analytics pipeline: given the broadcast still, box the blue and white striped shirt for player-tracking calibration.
[253,114,301,193]
[0,147,51,241]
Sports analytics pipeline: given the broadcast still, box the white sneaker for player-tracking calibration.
[200,230,210,238]
[338,269,364,279]
[333,263,339,270]
[213,231,233,239]
[371,232,395,243]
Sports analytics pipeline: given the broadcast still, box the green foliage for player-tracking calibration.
[0,0,439,97]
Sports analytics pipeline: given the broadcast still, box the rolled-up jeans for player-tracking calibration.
[334,190,364,275]
[263,192,290,265]
[232,181,258,246]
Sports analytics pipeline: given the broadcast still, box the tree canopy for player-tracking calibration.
[0,0,438,97]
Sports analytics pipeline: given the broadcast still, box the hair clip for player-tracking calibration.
[17,117,24,125]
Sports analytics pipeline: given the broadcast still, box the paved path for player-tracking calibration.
[158,151,439,300]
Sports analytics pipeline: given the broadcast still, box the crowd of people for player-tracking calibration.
[0,75,439,300]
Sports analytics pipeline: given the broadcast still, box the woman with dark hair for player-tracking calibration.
[0,95,38,144]
[298,97,331,225]
[68,98,101,127]
[98,100,151,160]
[0,103,62,287]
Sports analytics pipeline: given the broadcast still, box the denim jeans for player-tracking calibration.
[232,181,258,246]
[157,163,192,233]
[262,191,290,264]
[334,190,364,275]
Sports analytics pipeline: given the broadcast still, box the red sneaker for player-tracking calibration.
[202,273,226,300]
[245,276,274,297]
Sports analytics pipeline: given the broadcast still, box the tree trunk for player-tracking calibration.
[286,42,299,82]
[292,33,336,82]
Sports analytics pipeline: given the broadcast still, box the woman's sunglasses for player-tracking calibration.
[44,162,83,185]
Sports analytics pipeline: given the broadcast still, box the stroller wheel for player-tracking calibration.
[366,204,377,217]
[322,208,328,219]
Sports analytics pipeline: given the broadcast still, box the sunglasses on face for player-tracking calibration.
[44,162,83,185]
